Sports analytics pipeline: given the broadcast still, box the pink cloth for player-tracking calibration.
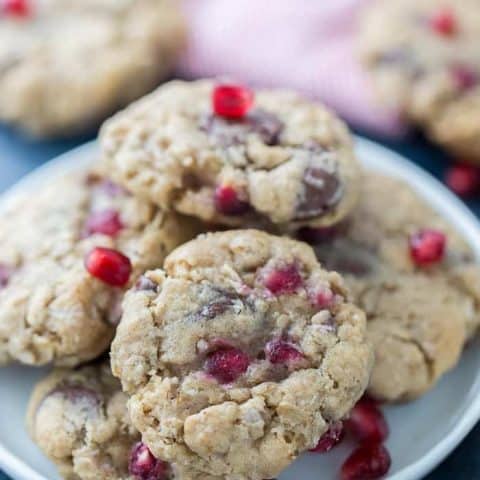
[180,0,406,137]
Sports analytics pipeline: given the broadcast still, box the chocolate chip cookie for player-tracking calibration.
[360,0,480,162]
[111,230,373,480]
[312,173,480,402]
[0,167,199,367]
[0,0,185,137]
[100,80,361,232]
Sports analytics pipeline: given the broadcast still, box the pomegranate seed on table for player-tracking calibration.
[445,164,480,196]
[346,397,389,443]
[409,228,446,266]
[309,421,344,453]
[85,209,124,237]
[129,442,169,480]
[429,7,457,37]
[84,247,132,287]
[213,83,254,119]
[214,184,250,215]
[1,0,30,17]
[450,65,478,91]
[263,264,303,295]
[204,347,250,383]
[265,339,304,364]
[341,442,391,480]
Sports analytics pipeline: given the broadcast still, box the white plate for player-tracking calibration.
[0,137,480,480]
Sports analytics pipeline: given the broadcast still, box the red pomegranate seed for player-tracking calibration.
[204,347,249,383]
[213,83,254,119]
[429,8,457,37]
[84,247,132,287]
[0,264,13,288]
[445,164,480,196]
[85,209,124,237]
[341,442,391,480]
[312,286,334,309]
[1,0,30,17]
[409,229,446,266]
[214,185,250,216]
[450,65,478,91]
[263,264,303,295]
[129,442,169,480]
[265,339,304,364]
[346,397,389,443]
[310,421,345,453]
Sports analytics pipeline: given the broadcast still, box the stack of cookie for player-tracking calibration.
[3,80,479,480]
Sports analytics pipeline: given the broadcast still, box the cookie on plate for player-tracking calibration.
[0,167,199,367]
[360,0,480,162]
[100,80,361,232]
[0,0,185,137]
[312,173,480,402]
[111,229,373,480]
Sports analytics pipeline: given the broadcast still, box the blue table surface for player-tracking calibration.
[0,125,480,480]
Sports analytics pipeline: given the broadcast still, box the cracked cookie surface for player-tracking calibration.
[360,0,480,162]
[111,229,372,480]
[100,80,360,232]
[312,173,480,402]
[0,167,198,367]
[0,0,184,137]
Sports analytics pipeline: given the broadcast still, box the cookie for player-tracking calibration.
[0,168,199,367]
[0,0,185,137]
[111,230,373,480]
[360,0,480,162]
[312,173,480,402]
[100,80,361,232]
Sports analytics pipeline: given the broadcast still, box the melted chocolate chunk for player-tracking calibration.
[200,109,284,147]
[295,166,342,220]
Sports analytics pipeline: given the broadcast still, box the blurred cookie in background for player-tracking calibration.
[0,0,185,137]
[360,0,480,163]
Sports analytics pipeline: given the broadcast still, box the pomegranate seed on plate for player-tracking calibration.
[409,229,446,266]
[346,397,389,443]
[341,442,391,480]
[84,247,132,287]
[2,0,30,17]
[213,83,254,119]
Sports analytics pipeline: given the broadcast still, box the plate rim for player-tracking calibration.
[0,136,479,480]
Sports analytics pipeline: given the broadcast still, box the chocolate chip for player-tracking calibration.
[295,166,342,220]
[200,108,284,147]
[136,276,158,292]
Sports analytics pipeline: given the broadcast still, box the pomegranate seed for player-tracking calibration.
[429,8,457,37]
[311,286,334,309]
[346,397,389,443]
[263,264,303,295]
[204,347,249,383]
[85,209,124,237]
[445,164,480,196]
[214,185,250,215]
[450,65,478,91]
[265,339,304,364]
[129,442,169,480]
[213,83,254,119]
[310,421,344,453]
[84,247,132,287]
[409,229,446,266]
[1,0,30,17]
[0,263,13,288]
[341,442,391,480]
